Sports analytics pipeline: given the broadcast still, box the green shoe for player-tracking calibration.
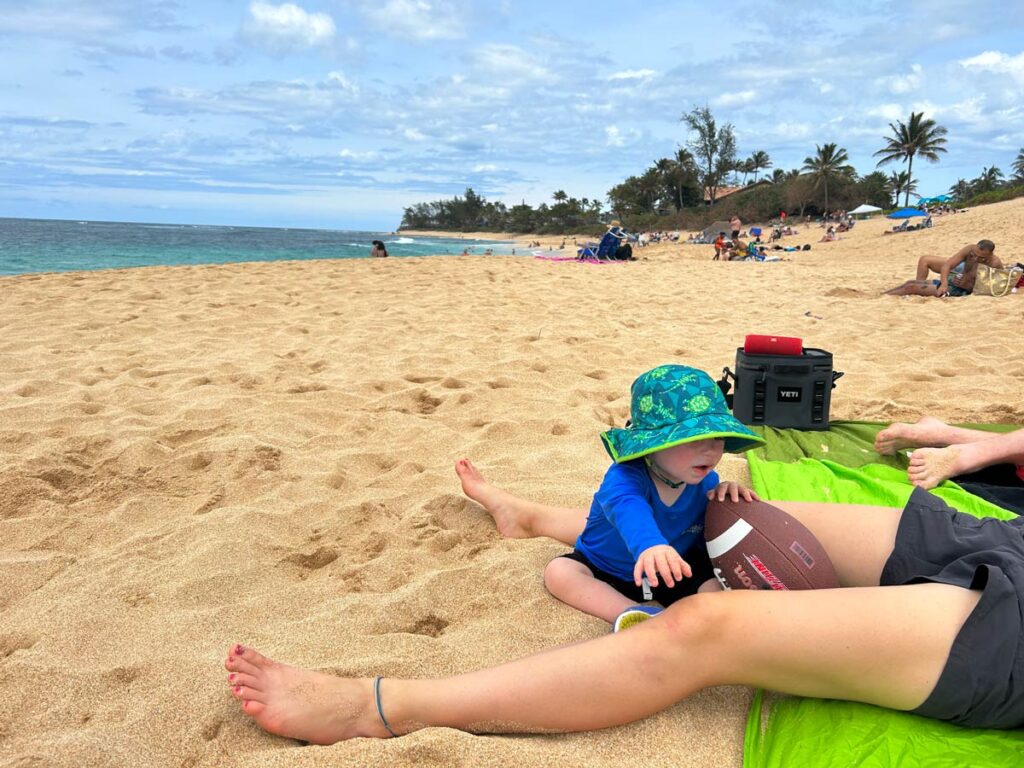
[612,606,663,633]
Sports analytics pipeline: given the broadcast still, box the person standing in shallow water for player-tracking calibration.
[369,240,388,258]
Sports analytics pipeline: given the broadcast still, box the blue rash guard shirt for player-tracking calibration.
[574,459,719,582]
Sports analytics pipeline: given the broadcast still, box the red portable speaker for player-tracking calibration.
[743,334,803,356]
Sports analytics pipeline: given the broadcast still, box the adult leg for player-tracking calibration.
[883,280,940,296]
[909,428,1024,489]
[766,500,901,587]
[915,254,946,280]
[875,416,1003,455]
[225,582,979,741]
[455,459,586,545]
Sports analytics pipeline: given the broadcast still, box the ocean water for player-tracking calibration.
[0,217,517,277]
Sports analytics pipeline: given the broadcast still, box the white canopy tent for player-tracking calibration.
[848,203,882,217]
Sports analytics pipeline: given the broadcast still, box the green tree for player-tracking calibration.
[801,143,854,215]
[887,170,916,207]
[971,166,1004,194]
[770,168,786,183]
[1011,148,1024,182]
[855,171,892,209]
[748,150,772,182]
[873,111,948,206]
[947,179,971,200]
[681,105,737,205]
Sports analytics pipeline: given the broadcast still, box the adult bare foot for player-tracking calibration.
[224,645,389,744]
[908,446,965,490]
[455,459,533,538]
[874,416,953,455]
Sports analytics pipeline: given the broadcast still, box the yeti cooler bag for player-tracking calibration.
[723,347,843,430]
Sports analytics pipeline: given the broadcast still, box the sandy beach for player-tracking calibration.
[1,198,1022,767]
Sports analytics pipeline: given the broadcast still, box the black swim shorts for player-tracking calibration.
[881,487,1024,729]
[560,545,715,606]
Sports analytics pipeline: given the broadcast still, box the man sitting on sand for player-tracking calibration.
[884,240,1001,297]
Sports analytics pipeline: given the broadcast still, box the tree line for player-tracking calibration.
[399,109,1024,235]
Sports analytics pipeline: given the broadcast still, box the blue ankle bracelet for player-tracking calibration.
[373,676,398,737]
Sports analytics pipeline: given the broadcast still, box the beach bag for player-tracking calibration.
[973,263,1023,297]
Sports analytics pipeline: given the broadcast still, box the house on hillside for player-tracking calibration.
[703,180,772,205]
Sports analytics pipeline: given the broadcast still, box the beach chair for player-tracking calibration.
[593,229,623,260]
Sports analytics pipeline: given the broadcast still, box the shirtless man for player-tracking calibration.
[884,240,1001,297]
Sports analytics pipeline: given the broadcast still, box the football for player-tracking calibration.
[704,498,840,591]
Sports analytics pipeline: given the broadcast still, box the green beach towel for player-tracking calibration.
[742,421,1024,768]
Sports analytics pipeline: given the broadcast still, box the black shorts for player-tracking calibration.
[881,487,1024,728]
[560,545,715,606]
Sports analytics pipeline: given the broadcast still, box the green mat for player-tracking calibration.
[742,421,1024,768]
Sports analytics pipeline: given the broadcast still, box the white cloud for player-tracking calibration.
[242,2,335,53]
[473,163,497,172]
[471,44,552,82]
[363,0,465,41]
[713,90,757,107]
[866,103,904,122]
[959,50,1024,86]
[403,128,426,141]
[605,126,624,147]
[772,122,811,139]
[339,148,378,160]
[327,70,359,95]
[607,69,656,81]
[877,64,922,95]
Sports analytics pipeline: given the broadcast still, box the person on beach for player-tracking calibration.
[369,240,388,258]
[225,475,1024,740]
[522,365,762,626]
[884,240,1001,297]
[729,214,741,241]
[713,231,726,261]
[875,417,1024,509]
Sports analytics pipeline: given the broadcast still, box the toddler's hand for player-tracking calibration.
[707,481,760,502]
[634,544,691,588]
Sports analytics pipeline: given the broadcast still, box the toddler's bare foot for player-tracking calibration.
[874,416,952,455]
[908,446,965,490]
[455,459,533,538]
[224,645,389,744]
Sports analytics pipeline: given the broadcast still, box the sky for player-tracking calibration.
[3,0,1024,231]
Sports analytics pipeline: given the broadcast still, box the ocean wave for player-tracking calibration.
[389,237,416,244]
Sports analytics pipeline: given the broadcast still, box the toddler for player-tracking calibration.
[543,364,763,629]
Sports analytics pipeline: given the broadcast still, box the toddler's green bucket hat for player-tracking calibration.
[601,365,763,463]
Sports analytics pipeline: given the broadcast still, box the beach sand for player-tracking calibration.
[1,198,1022,767]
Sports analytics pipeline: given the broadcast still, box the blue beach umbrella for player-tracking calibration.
[887,207,929,219]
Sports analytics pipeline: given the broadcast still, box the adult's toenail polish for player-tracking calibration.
[234,686,241,694]
[234,644,245,654]
[228,674,236,682]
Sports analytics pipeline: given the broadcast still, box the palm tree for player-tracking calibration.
[888,171,916,208]
[873,111,948,206]
[801,143,854,215]
[972,166,1004,195]
[948,178,971,200]
[748,150,772,182]
[1011,148,1024,182]
[770,168,787,183]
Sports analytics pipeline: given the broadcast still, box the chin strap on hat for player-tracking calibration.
[644,456,686,489]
